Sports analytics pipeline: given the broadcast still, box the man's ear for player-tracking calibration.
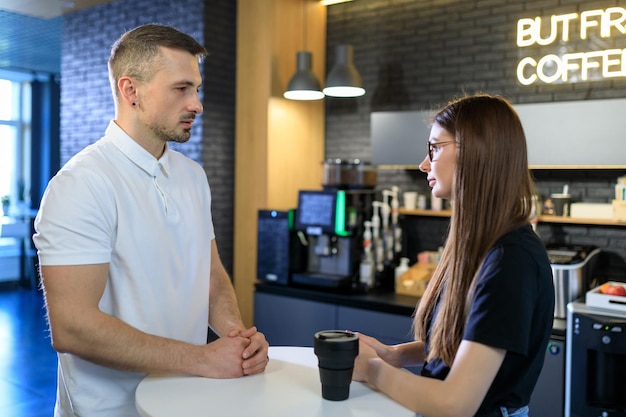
[118,76,139,108]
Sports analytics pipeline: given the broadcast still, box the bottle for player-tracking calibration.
[390,186,400,225]
[394,257,410,290]
[390,186,402,254]
[359,221,374,288]
[371,202,384,272]
[381,190,392,231]
[381,192,393,261]
[371,201,381,240]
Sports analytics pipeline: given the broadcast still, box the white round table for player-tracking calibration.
[135,346,415,417]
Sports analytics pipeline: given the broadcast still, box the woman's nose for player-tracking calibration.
[418,154,430,172]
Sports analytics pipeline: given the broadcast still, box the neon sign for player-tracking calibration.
[516,7,626,85]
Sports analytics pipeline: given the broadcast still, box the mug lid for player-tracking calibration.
[314,330,358,345]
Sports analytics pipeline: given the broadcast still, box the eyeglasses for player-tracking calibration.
[427,141,457,161]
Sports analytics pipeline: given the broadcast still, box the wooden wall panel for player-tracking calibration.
[235,0,326,326]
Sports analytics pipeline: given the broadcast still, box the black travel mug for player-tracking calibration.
[313,330,359,401]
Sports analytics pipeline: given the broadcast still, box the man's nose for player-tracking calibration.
[189,94,203,114]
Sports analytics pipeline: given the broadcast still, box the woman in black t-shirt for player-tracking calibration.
[352,94,554,417]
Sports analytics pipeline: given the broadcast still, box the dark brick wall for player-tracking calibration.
[201,2,237,274]
[326,0,626,279]
[61,0,236,273]
[61,0,206,162]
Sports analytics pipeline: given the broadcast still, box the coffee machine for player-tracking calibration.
[291,189,373,290]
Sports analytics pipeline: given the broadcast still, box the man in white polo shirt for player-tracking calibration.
[33,24,269,417]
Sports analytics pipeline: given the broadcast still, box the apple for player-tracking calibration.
[610,285,626,297]
[601,283,626,297]
[599,283,612,294]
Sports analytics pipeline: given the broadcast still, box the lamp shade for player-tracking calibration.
[323,45,365,97]
[284,51,324,100]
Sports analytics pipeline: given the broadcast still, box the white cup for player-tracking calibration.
[431,196,442,211]
[417,194,427,210]
[403,192,418,209]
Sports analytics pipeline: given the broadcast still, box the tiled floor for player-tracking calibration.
[0,286,57,417]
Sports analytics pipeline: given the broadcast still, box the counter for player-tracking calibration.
[255,282,566,339]
[255,282,418,315]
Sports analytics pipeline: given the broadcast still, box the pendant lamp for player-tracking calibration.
[323,44,365,97]
[284,51,325,100]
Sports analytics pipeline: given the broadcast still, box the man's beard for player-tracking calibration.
[150,119,193,144]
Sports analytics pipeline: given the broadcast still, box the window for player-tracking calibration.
[0,74,32,210]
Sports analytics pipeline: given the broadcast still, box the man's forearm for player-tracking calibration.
[54,309,205,375]
[208,269,245,336]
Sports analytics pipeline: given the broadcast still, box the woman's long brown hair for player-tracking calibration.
[414,94,535,366]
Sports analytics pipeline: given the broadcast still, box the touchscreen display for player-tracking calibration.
[295,190,337,235]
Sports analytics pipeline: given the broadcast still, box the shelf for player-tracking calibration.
[398,208,452,217]
[378,165,626,170]
[398,208,626,227]
[537,215,626,227]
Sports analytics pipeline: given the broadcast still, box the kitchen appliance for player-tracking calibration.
[256,210,306,285]
[291,189,373,290]
[547,245,601,318]
[566,301,626,417]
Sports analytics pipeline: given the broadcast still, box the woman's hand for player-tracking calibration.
[353,337,379,383]
[358,333,406,367]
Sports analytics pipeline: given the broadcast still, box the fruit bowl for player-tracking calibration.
[586,281,626,312]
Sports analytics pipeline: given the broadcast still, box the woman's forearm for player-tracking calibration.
[391,340,426,367]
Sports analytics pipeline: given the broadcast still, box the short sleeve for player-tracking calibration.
[463,244,540,355]
[34,166,116,266]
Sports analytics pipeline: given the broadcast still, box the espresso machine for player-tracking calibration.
[291,189,374,290]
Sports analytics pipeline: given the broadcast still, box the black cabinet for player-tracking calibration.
[529,337,565,417]
[254,284,417,347]
[254,292,336,346]
[336,306,413,345]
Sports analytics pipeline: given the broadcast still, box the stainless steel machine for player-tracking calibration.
[547,245,601,318]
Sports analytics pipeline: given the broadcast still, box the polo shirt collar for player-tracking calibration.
[106,121,171,178]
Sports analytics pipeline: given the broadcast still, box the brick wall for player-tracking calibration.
[61,0,236,272]
[325,0,626,279]
[201,2,237,274]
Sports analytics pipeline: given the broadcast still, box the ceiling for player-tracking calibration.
[0,0,115,19]
[0,0,344,75]
[0,0,115,74]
